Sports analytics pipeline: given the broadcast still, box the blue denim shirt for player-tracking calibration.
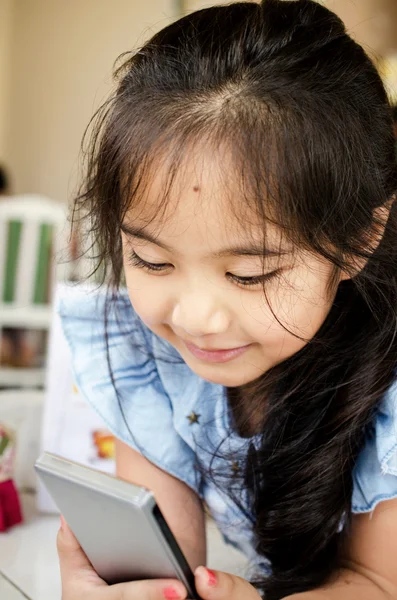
[59,285,397,575]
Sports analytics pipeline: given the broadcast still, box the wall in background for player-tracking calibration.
[3,0,175,203]
[0,0,14,165]
[328,0,397,58]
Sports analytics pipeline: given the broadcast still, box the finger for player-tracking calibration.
[108,578,188,600]
[194,567,260,600]
[57,515,101,584]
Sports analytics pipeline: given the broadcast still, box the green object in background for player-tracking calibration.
[0,433,10,456]
[33,223,53,304]
[2,220,54,305]
[3,220,22,303]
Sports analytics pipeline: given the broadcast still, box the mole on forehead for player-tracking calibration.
[193,185,200,192]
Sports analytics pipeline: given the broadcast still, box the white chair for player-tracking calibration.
[0,194,71,388]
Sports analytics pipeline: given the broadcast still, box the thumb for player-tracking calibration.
[57,515,101,583]
[194,567,261,600]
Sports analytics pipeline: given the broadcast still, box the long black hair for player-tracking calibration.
[73,1,397,598]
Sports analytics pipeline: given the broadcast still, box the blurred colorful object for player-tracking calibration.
[92,430,115,459]
[0,424,23,532]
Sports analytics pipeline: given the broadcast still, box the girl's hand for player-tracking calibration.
[194,566,262,600]
[57,515,188,599]
[57,515,261,600]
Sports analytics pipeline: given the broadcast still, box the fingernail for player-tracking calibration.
[206,568,217,587]
[60,515,66,531]
[195,566,217,587]
[163,586,182,599]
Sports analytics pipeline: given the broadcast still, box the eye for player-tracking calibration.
[126,250,172,273]
[227,270,280,288]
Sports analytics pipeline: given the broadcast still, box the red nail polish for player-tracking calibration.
[163,586,182,600]
[206,568,217,587]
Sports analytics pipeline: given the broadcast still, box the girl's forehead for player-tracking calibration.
[126,182,269,247]
[125,143,277,242]
[124,196,292,261]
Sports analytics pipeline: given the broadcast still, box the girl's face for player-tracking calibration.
[121,148,343,387]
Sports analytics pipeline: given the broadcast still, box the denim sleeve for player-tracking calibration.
[57,285,202,494]
[352,379,397,513]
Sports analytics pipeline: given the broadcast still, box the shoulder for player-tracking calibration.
[58,283,146,334]
[56,283,206,493]
[57,283,180,364]
[56,283,189,424]
[352,376,397,514]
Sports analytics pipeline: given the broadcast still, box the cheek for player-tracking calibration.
[285,269,334,336]
[124,270,167,326]
[241,269,334,345]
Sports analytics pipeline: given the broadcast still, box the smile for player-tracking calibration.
[183,341,252,363]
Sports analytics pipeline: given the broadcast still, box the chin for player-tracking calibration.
[188,362,260,387]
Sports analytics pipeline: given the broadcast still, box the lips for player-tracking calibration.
[183,341,252,363]
[192,345,237,352]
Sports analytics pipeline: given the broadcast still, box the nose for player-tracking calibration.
[171,289,230,337]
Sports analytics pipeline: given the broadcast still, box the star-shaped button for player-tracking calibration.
[231,461,240,477]
[186,411,201,425]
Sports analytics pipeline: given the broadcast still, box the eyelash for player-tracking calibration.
[127,250,280,288]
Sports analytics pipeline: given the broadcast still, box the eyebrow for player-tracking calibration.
[120,223,288,258]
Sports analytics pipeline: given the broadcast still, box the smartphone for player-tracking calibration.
[35,452,200,599]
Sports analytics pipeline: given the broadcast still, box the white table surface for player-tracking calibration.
[0,494,61,599]
[0,573,30,600]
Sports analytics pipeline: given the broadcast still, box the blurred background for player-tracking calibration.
[0,1,397,599]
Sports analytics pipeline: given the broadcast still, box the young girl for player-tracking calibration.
[56,1,397,599]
